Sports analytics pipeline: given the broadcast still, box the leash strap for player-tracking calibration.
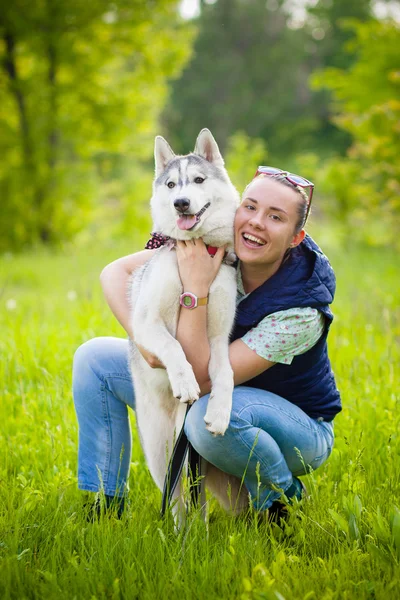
[160,406,201,517]
[188,440,202,506]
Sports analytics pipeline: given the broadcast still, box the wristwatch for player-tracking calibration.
[179,292,208,309]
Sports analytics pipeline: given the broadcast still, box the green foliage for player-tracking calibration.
[163,0,318,157]
[0,0,195,250]
[311,18,400,247]
[306,0,372,69]
[1,0,399,252]
[224,131,268,192]
[162,0,380,162]
[1,239,400,598]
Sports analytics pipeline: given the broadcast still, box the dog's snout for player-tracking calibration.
[174,198,190,213]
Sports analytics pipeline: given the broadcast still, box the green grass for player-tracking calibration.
[1,235,400,599]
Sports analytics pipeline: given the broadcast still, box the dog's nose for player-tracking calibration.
[174,198,190,213]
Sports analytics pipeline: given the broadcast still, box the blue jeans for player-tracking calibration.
[73,337,334,508]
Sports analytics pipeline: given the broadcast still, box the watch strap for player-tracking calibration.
[196,296,208,306]
[180,292,208,309]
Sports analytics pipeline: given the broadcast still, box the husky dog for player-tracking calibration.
[129,129,248,516]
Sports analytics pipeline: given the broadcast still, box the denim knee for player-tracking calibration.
[73,337,104,377]
[73,339,103,404]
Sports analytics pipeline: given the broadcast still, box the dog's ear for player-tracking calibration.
[154,136,175,177]
[194,129,224,167]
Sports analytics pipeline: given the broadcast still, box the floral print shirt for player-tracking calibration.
[237,267,325,365]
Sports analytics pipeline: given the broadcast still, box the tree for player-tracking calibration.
[162,0,316,158]
[161,0,379,162]
[0,0,195,249]
[311,18,400,247]
[306,0,372,69]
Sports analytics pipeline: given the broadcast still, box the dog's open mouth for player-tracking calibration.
[176,202,211,231]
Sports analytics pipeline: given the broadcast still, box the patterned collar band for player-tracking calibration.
[145,232,222,259]
[145,232,171,249]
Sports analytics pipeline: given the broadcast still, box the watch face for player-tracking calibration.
[180,292,196,309]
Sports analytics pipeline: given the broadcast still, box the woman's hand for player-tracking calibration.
[136,344,165,369]
[176,239,226,296]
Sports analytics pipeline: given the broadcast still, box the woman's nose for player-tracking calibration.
[248,212,264,229]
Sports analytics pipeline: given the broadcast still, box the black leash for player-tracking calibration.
[160,406,202,517]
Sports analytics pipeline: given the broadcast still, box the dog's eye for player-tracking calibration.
[194,177,205,184]
[167,181,175,189]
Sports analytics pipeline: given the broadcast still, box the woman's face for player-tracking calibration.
[234,177,305,267]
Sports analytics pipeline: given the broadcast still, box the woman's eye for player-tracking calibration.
[167,181,175,189]
[194,177,205,184]
[245,204,255,210]
[270,214,281,221]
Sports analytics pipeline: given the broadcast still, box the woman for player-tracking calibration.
[73,167,341,517]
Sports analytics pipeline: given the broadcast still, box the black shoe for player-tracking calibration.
[85,493,126,521]
[268,478,307,524]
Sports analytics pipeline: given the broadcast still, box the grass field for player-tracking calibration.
[1,234,400,599]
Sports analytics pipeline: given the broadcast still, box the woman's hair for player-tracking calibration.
[248,174,310,234]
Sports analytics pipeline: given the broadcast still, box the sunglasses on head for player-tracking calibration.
[254,166,314,221]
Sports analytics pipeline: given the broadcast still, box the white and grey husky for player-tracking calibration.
[129,129,248,516]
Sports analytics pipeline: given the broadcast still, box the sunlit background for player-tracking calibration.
[0,0,399,253]
[1,3,400,597]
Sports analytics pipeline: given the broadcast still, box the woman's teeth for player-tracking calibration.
[243,233,266,247]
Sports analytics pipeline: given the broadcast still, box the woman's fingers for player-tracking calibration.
[175,238,227,292]
[176,238,227,261]
[176,238,210,253]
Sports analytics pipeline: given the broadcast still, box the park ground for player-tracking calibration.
[1,234,400,599]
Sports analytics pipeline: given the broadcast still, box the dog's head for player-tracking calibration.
[150,129,240,245]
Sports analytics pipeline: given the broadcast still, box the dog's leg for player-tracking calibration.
[134,384,178,491]
[134,376,187,520]
[203,334,234,435]
[132,252,200,405]
[203,268,237,435]
[130,345,181,493]
[201,268,250,514]
[135,322,200,404]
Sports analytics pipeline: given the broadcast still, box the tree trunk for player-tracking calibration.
[47,39,58,173]
[2,30,34,170]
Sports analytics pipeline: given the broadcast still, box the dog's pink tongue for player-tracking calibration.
[177,215,197,230]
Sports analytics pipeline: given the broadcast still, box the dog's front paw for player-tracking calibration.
[204,406,231,436]
[170,370,200,405]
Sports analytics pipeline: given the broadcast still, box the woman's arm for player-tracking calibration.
[175,239,275,395]
[175,239,225,385]
[101,249,164,367]
[100,249,156,339]
[229,339,275,389]
[100,243,276,382]
[180,335,275,396]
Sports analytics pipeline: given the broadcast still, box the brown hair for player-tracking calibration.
[247,174,310,234]
[271,174,310,234]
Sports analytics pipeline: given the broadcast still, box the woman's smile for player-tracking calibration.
[241,232,267,249]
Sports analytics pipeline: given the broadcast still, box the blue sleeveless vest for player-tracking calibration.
[231,235,342,422]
